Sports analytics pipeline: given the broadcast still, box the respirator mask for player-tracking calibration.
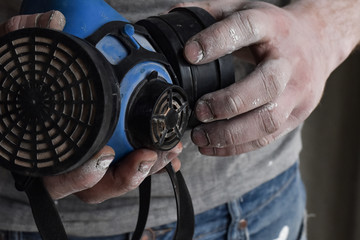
[0,0,235,239]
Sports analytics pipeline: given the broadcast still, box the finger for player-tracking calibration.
[197,126,292,156]
[0,10,66,36]
[43,146,115,200]
[75,149,158,204]
[150,142,183,174]
[38,10,66,29]
[192,83,298,149]
[192,102,287,149]
[184,8,272,64]
[197,101,310,156]
[195,58,291,123]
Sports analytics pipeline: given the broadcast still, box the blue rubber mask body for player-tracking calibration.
[20,0,174,162]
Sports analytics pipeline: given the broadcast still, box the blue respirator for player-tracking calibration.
[0,0,234,176]
[0,0,234,239]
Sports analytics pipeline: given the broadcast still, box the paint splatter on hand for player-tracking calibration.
[44,143,182,203]
[173,0,360,156]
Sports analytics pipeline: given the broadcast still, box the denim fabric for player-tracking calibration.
[142,162,306,240]
[0,162,306,240]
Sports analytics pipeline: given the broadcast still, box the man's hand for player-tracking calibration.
[44,143,182,204]
[174,0,360,156]
[0,11,183,204]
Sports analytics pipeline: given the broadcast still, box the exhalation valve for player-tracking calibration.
[127,71,189,151]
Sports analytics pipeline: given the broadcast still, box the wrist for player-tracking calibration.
[286,0,360,70]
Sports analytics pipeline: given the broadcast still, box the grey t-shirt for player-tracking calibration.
[0,0,300,237]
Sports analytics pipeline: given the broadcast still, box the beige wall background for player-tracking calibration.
[300,51,360,240]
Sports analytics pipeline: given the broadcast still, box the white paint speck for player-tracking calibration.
[252,98,261,106]
[96,158,112,171]
[258,102,278,114]
[229,28,239,43]
[268,161,273,167]
[274,225,289,240]
[266,102,278,111]
[195,50,204,63]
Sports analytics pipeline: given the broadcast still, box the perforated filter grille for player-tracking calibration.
[0,29,105,175]
[151,87,188,150]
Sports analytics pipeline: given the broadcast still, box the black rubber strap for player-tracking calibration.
[12,172,151,240]
[165,164,195,240]
[12,173,68,240]
[132,176,152,240]
[132,164,195,240]
[12,163,194,240]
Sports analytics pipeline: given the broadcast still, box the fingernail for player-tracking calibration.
[96,154,114,171]
[192,127,210,147]
[47,10,66,30]
[184,40,204,64]
[196,100,214,122]
[138,160,155,174]
[199,147,216,156]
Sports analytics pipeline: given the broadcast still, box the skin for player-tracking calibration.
[173,0,360,156]
[0,10,182,204]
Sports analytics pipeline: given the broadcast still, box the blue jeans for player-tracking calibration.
[0,163,306,240]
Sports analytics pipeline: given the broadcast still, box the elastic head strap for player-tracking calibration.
[132,164,195,240]
[165,164,195,240]
[12,173,68,240]
[12,164,195,240]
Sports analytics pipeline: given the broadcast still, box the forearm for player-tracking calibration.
[286,0,360,70]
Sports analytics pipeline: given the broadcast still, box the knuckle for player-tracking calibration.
[258,59,290,101]
[212,121,240,148]
[222,128,236,146]
[223,90,243,116]
[258,65,283,101]
[232,11,259,42]
[5,16,20,33]
[258,103,281,134]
